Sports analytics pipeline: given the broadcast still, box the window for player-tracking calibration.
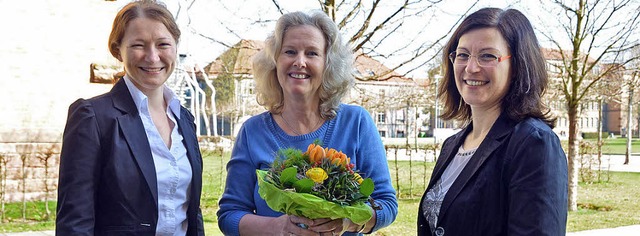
[379,130,386,137]
[377,112,386,123]
[396,110,404,123]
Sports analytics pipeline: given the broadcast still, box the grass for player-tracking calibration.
[567,172,640,231]
[0,201,56,233]
[1,143,640,234]
[595,138,640,154]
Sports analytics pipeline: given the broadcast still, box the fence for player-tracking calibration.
[0,138,608,221]
[198,142,443,202]
[0,142,60,221]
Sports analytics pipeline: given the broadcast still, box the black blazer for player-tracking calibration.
[56,79,205,236]
[418,113,568,236]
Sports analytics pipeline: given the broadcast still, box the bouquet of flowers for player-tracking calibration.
[256,143,375,225]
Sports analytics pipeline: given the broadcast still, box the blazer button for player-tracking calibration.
[435,227,445,236]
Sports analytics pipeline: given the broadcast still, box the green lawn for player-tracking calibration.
[593,138,640,154]
[1,145,640,234]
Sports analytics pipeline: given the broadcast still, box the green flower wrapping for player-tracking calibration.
[256,169,373,225]
[255,143,376,225]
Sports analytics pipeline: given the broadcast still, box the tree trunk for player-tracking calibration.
[567,103,580,211]
[597,98,603,182]
[211,86,218,136]
[626,85,633,165]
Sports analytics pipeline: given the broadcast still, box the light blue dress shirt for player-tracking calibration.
[124,76,193,236]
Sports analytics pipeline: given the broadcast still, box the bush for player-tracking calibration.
[582,132,607,139]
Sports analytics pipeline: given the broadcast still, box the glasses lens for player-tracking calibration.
[477,53,499,67]
[450,52,470,65]
[450,52,507,67]
[448,52,456,63]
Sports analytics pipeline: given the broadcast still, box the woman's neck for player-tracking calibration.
[278,100,324,135]
[464,105,501,149]
[143,87,167,112]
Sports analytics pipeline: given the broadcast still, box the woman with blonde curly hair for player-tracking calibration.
[217,10,397,236]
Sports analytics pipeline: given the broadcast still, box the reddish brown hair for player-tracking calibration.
[108,0,180,59]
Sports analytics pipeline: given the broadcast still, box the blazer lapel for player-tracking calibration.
[438,113,515,219]
[111,79,159,205]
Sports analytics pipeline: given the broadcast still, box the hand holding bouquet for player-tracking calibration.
[256,143,376,225]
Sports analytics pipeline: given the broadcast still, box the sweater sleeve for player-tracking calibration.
[354,107,398,233]
[216,124,256,236]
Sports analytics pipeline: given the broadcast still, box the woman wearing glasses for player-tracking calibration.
[418,8,567,236]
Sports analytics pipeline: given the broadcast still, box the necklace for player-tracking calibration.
[280,113,323,136]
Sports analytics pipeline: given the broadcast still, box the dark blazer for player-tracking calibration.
[418,113,568,236]
[56,79,205,236]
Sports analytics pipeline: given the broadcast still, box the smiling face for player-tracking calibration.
[276,25,326,101]
[117,17,177,94]
[454,27,512,112]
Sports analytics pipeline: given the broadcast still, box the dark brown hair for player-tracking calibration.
[439,7,555,127]
[108,0,180,59]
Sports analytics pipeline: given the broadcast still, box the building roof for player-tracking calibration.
[204,39,264,77]
[541,47,596,63]
[353,51,412,83]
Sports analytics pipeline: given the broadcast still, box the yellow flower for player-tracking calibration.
[306,167,328,183]
[353,173,364,184]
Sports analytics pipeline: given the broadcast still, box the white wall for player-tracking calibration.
[0,0,129,142]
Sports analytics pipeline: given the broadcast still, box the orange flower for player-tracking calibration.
[325,148,338,160]
[305,144,325,163]
[331,151,348,166]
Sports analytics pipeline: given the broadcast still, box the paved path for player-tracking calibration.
[568,224,640,236]
[595,154,640,172]
[2,155,638,236]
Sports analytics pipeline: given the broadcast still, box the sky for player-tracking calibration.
[156,0,636,78]
[157,0,544,77]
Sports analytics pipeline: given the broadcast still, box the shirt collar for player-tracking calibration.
[123,76,182,119]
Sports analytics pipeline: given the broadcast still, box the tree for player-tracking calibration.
[171,0,488,139]
[628,45,640,164]
[180,0,482,78]
[280,0,480,78]
[590,64,624,175]
[209,47,239,136]
[538,0,640,211]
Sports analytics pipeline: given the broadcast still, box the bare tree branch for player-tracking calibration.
[540,0,640,211]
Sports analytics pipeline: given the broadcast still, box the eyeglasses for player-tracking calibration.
[448,51,511,67]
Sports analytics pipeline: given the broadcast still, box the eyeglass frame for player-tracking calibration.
[448,51,511,67]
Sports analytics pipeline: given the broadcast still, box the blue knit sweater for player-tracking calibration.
[217,104,398,236]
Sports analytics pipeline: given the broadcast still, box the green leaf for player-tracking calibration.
[281,167,298,186]
[359,178,374,197]
[256,169,373,225]
[312,139,323,146]
[293,178,315,193]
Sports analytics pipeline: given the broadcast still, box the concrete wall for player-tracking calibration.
[0,0,128,142]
